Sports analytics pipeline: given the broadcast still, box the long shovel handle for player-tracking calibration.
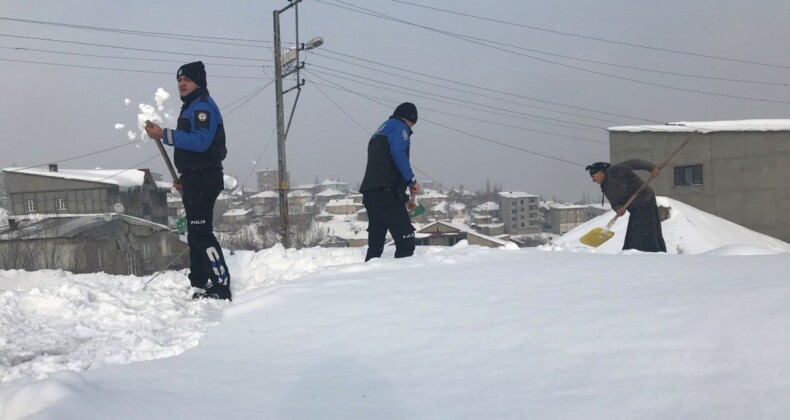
[605,131,699,227]
[146,120,179,183]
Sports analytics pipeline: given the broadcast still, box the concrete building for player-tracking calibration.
[544,203,590,234]
[3,166,168,226]
[609,120,790,241]
[256,169,287,193]
[499,192,540,235]
[415,221,513,248]
[0,213,187,275]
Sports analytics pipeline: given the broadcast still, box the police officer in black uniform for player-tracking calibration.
[359,102,422,261]
[145,61,232,300]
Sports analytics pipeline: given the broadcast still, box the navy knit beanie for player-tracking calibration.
[392,102,418,124]
[177,61,207,88]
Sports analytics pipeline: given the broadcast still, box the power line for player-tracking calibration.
[386,0,790,71]
[318,0,790,105]
[2,46,271,67]
[305,74,451,187]
[335,3,786,88]
[307,66,606,133]
[317,47,658,124]
[0,58,273,80]
[0,16,275,48]
[304,69,589,167]
[308,76,608,145]
[5,141,144,173]
[311,52,624,125]
[0,33,269,62]
[224,81,275,116]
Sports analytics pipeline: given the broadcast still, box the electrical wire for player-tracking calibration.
[317,0,790,105]
[385,0,790,71]
[304,69,589,167]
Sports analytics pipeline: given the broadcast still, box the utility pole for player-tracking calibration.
[273,3,292,249]
[272,0,324,249]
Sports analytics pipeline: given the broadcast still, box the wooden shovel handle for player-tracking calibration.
[146,120,179,182]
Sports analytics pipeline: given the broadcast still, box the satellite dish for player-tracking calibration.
[113,203,125,214]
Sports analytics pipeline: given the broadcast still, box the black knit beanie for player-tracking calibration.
[177,61,207,88]
[392,102,418,124]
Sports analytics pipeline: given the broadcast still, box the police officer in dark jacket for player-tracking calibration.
[360,102,421,261]
[145,61,232,300]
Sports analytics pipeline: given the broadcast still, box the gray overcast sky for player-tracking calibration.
[2,0,790,201]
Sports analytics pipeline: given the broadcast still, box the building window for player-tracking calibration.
[143,202,152,216]
[56,198,68,211]
[125,251,137,275]
[141,244,151,262]
[25,200,36,212]
[520,199,524,205]
[511,208,516,214]
[97,249,107,270]
[674,164,703,186]
[520,223,525,227]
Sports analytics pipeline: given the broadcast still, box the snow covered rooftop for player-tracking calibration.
[0,214,170,240]
[326,199,357,207]
[319,179,348,186]
[316,188,345,197]
[3,167,146,189]
[288,190,312,198]
[474,202,500,211]
[223,209,251,217]
[250,191,279,199]
[608,119,790,133]
[499,191,539,198]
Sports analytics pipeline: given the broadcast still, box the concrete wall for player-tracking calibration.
[610,130,790,241]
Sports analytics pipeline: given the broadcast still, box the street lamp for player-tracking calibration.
[273,0,323,249]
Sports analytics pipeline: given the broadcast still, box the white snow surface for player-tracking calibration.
[609,118,790,133]
[1,199,790,418]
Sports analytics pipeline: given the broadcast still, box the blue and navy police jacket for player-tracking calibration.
[162,88,227,173]
[359,116,416,199]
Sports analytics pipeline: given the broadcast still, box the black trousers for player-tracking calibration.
[623,196,667,253]
[180,169,231,297]
[363,189,415,261]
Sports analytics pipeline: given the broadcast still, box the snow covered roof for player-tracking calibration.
[546,203,590,210]
[288,190,312,198]
[420,189,448,199]
[223,209,251,217]
[319,179,348,186]
[608,119,790,134]
[0,214,170,240]
[250,191,279,199]
[474,202,500,211]
[326,199,357,207]
[3,167,146,189]
[316,189,345,197]
[499,191,538,199]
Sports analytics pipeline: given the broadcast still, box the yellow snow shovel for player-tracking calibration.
[580,131,698,247]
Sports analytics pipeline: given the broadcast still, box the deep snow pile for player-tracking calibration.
[2,198,790,419]
[546,196,790,254]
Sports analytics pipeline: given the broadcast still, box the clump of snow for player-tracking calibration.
[223,175,238,190]
[123,98,131,106]
[154,88,170,111]
[114,124,125,130]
